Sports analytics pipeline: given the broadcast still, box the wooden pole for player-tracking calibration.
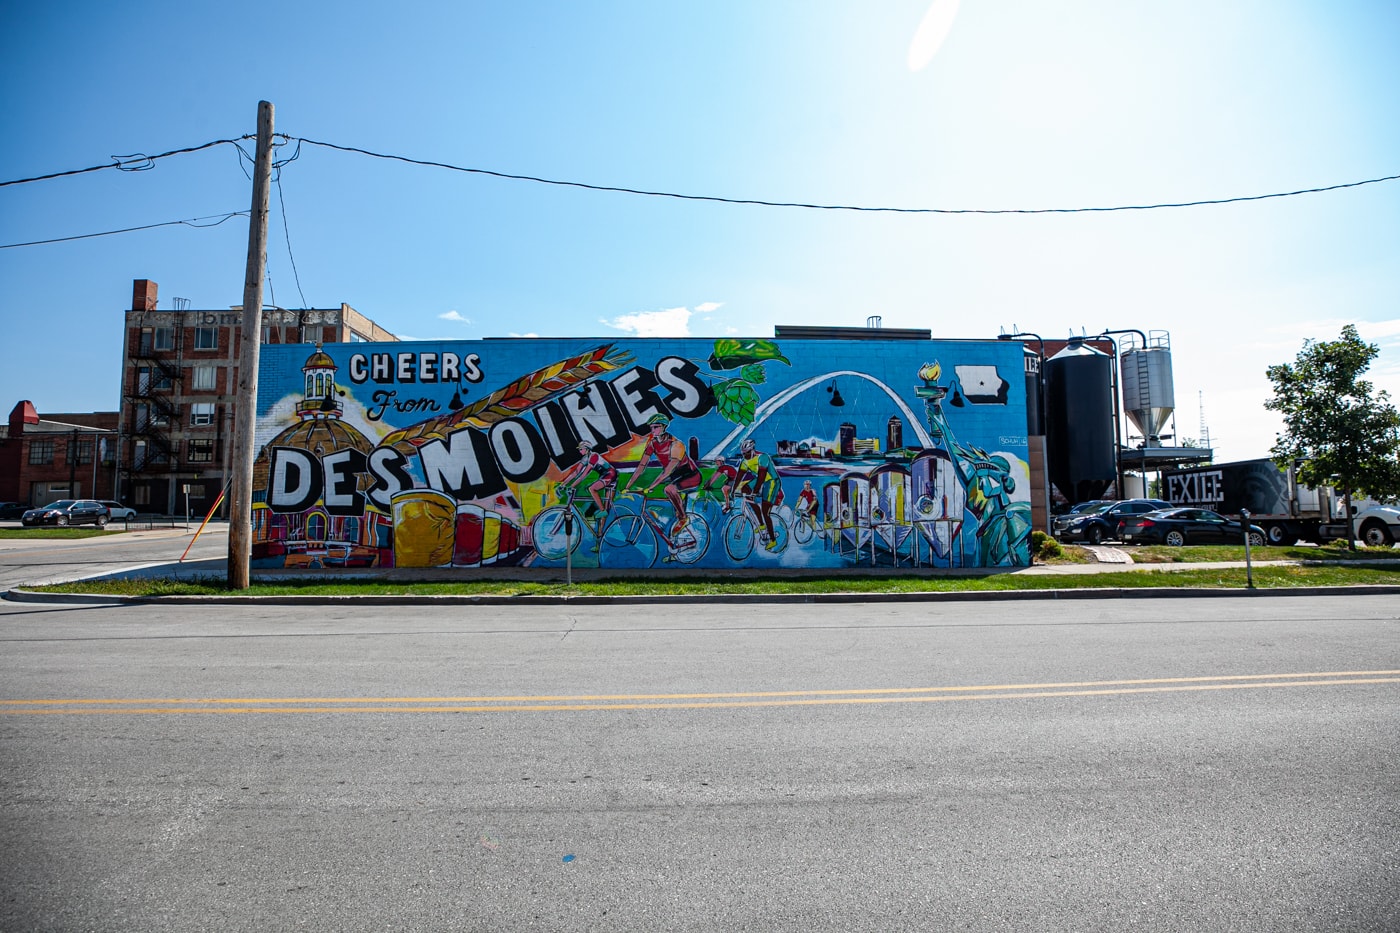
[228,100,274,589]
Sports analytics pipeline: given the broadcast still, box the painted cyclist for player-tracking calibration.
[736,437,784,549]
[557,439,619,530]
[623,413,703,532]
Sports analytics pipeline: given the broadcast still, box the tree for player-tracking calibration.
[1265,325,1400,547]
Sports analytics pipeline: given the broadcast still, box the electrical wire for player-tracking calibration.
[290,135,1400,215]
[276,174,309,308]
[0,138,250,188]
[0,211,248,249]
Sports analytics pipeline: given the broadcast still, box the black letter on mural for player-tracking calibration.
[323,449,367,516]
[655,356,714,417]
[490,418,550,484]
[366,446,414,511]
[612,366,670,433]
[267,447,323,513]
[561,382,629,449]
[534,401,581,468]
[417,428,506,500]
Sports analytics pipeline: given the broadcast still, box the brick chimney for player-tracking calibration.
[132,279,158,312]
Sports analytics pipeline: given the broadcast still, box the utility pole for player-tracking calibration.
[228,100,274,589]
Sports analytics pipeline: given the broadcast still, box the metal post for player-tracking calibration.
[228,101,275,589]
[563,511,574,587]
[1241,508,1255,589]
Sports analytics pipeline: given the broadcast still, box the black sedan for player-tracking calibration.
[1119,508,1265,547]
[0,501,28,520]
[21,500,110,527]
[1055,498,1172,544]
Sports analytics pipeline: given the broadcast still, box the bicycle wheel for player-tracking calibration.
[723,513,756,561]
[530,507,580,561]
[601,514,657,568]
[758,511,790,555]
[790,508,813,545]
[670,512,711,564]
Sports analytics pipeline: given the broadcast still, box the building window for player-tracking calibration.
[137,366,172,393]
[195,326,218,350]
[154,326,175,350]
[188,439,215,463]
[70,438,94,465]
[192,366,217,391]
[134,485,150,506]
[29,439,54,465]
[190,403,215,426]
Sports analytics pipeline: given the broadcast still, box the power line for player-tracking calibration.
[0,138,250,188]
[291,135,1400,215]
[0,211,249,249]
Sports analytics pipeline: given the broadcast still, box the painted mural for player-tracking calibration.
[250,337,1032,571]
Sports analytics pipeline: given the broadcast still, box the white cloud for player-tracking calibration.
[602,306,693,338]
[695,301,724,314]
[508,332,539,338]
[907,0,962,72]
[438,310,471,323]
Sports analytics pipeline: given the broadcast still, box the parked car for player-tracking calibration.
[1056,499,1172,544]
[98,500,138,521]
[1050,501,1113,537]
[1120,507,1266,547]
[0,501,28,520]
[21,499,110,527]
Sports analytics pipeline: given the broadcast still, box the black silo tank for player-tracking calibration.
[1022,345,1044,436]
[1044,340,1115,504]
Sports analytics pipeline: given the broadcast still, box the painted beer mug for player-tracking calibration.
[390,489,456,567]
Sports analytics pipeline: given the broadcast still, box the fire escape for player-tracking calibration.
[123,335,182,480]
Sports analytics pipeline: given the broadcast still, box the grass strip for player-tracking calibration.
[0,528,121,540]
[29,564,1400,598]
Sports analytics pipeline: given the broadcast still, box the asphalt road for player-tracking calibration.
[0,522,229,590]
[1,595,1397,932]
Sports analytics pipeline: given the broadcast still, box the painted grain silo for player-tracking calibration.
[1044,338,1116,504]
[1120,331,1175,445]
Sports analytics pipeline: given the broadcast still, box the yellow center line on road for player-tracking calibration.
[2,671,1397,715]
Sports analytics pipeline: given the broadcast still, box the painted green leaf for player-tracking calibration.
[708,339,790,371]
[714,379,759,425]
[740,363,767,385]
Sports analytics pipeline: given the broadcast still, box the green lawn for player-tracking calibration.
[0,527,121,540]
[1119,543,1399,563]
[29,562,1400,599]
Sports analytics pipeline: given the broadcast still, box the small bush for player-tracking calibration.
[1030,531,1063,561]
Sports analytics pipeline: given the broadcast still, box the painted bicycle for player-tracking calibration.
[530,484,610,560]
[721,491,800,560]
[601,491,710,566]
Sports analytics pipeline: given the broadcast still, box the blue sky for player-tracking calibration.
[2,0,1397,464]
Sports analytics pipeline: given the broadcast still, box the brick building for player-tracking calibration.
[118,279,397,517]
[0,401,118,506]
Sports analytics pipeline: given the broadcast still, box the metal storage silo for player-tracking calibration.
[1045,338,1116,504]
[1120,331,1175,445]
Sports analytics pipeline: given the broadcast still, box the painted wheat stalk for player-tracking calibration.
[381,344,632,450]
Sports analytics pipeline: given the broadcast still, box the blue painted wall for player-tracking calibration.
[251,337,1031,571]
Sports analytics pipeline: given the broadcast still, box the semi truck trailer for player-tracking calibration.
[1160,458,1400,546]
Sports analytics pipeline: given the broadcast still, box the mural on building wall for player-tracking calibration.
[251,338,1032,571]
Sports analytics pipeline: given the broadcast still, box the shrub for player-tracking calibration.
[1030,531,1063,561]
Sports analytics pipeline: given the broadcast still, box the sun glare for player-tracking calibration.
[907,0,962,72]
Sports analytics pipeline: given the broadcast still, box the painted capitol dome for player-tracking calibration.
[251,346,388,568]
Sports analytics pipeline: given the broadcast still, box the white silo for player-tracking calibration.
[1121,331,1175,446]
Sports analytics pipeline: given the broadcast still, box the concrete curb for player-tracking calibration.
[8,584,1400,607]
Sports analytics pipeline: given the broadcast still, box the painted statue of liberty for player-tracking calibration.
[915,362,1031,566]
